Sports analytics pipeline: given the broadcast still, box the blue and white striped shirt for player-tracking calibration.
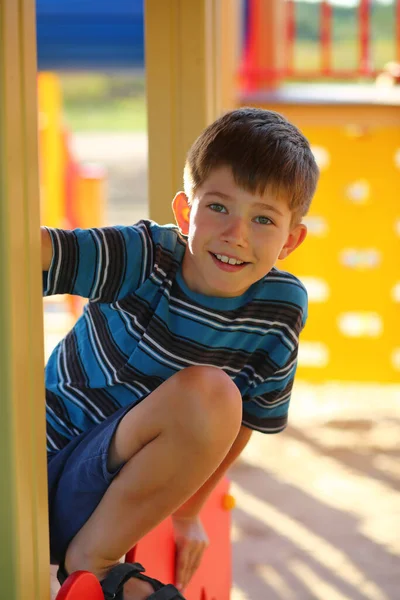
[44,220,307,453]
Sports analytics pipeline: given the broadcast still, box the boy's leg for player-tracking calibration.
[64,366,242,593]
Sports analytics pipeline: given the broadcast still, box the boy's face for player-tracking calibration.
[173,166,307,298]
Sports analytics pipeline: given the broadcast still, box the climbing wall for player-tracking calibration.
[259,100,400,382]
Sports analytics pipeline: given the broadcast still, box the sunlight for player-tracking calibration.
[231,482,389,600]
[256,564,296,598]
[230,586,250,600]
[241,428,399,554]
[291,560,362,600]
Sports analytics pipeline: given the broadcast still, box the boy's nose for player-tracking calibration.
[221,217,248,247]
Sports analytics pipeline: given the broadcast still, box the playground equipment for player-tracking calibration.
[38,72,106,230]
[55,479,235,600]
[241,0,400,89]
[2,1,400,599]
[39,72,106,318]
[36,0,144,71]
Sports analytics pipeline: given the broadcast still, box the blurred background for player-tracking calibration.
[38,1,400,598]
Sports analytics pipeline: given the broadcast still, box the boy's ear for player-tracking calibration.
[278,223,307,260]
[172,192,191,235]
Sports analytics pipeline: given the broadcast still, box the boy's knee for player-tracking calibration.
[174,366,242,445]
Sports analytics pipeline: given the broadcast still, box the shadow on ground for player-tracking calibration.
[230,406,399,600]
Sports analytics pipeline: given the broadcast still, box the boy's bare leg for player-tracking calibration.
[64,366,242,599]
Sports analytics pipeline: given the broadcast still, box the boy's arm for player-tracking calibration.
[42,223,147,301]
[172,424,252,591]
[173,424,252,519]
[41,227,53,271]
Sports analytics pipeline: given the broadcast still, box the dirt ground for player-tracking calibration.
[47,134,399,600]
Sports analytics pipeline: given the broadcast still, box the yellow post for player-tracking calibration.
[38,72,65,227]
[145,0,223,224]
[0,0,49,598]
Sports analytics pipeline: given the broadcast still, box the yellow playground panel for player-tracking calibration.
[248,95,400,383]
[38,72,106,319]
[38,72,106,230]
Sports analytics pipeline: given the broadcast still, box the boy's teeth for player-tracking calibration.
[215,254,244,265]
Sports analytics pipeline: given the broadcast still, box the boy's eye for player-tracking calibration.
[209,203,227,213]
[254,215,273,225]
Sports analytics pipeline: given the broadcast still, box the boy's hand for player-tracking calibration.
[172,514,209,592]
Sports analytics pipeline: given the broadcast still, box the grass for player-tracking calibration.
[292,39,396,74]
[60,73,147,132]
[60,37,396,133]
[63,97,147,132]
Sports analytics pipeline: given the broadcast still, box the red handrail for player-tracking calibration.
[285,0,296,76]
[241,0,400,89]
[320,0,333,76]
[397,0,400,62]
[359,0,371,76]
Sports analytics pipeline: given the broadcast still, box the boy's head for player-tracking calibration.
[184,107,319,225]
[173,107,319,299]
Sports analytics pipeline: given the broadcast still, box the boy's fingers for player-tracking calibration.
[191,548,204,571]
[184,546,199,587]
[176,543,190,589]
[179,543,206,590]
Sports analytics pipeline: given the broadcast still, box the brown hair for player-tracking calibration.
[184,107,319,223]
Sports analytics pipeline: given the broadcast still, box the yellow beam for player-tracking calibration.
[145,0,223,224]
[38,73,65,227]
[0,0,49,598]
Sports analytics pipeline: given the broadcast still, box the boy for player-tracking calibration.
[43,107,319,600]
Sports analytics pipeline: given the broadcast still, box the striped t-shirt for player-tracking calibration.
[44,219,307,453]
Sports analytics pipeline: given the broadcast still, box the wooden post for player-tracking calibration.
[0,0,50,598]
[145,0,223,225]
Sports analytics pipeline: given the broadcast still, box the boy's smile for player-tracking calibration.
[210,252,247,271]
[173,166,307,298]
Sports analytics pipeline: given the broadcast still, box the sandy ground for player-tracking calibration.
[47,133,399,600]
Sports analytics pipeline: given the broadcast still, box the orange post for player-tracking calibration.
[241,0,285,92]
[76,164,106,229]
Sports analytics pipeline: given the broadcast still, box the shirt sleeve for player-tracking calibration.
[241,350,298,434]
[241,271,308,434]
[43,221,153,302]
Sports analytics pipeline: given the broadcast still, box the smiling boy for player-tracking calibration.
[42,107,319,600]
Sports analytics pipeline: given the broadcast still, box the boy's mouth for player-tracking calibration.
[210,252,248,271]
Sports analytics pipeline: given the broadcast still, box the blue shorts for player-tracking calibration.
[47,402,137,565]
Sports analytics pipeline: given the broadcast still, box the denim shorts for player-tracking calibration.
[47,401,139,564]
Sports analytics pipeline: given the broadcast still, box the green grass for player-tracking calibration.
[59,36,396,133]
[60,73,147,132]
[63,96,147,132]
[292,39,396,74]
